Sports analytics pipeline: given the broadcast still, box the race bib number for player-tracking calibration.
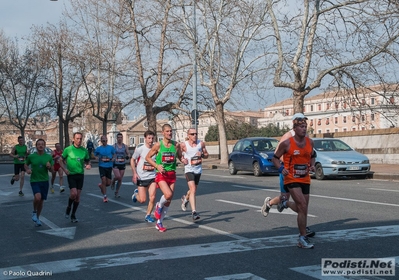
[190,156,202,166]
[116,156,125,162]
[18,156,25,161]
[143,162,155,171]
[293,164,308,178]
[101,156,110,162]
[161,152,175,164]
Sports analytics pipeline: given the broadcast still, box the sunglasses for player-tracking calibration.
[294,117,308,121]
[101,140,107,142]
[189,133,198,136]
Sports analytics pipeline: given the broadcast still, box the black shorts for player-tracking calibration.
[67,174,85,190]
[284,182,310,195]
[137,178,155,187]
[99,167,113,179]
[185,172,201,185]
[14,164,26,175]
[113,164,126,170]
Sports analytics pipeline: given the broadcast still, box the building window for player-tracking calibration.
[361,115,365,122]
[343,116,347,123]
[343,128,347,132]
[317,119,321,125]
[390,96,395,104]
[371,98,375,105]
[318,104,321,111]
[343,102,347,109]
[326,129,330,133]
[327,103,330,110]
[362,99,366,105]
[334,117,338,124]
[130,137,134,145]
[371,113,375,121]
[352,115,356,123]
[335,102,338,109]
[310,119,314,126]
[139,137,144,144]
[352,127,356,131]
[317,130,321,134]
[335,128,338,132]
[310,105,314,112]
[326,118,330,125]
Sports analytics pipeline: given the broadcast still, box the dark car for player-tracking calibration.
[228,137,279,176]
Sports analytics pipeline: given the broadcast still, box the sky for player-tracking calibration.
[0,0,65,40]
[0,0,290,115]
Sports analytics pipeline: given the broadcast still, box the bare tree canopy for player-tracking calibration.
[265,0,399,113]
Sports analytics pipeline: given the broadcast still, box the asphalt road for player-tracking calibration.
[0,164,398,280]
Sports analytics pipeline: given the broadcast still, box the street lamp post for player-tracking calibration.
[191,0,198,132]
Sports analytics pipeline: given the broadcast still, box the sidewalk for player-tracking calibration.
[202,158,399,181]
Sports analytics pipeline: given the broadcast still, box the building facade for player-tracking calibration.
[259,84,399,133]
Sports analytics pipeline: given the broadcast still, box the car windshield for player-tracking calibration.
[313,139,353,152]
[253,139,278,152]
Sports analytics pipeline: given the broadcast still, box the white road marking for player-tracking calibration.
[368,188,399,193]
[205,273,265,280]
[1,225,398,279]
[87,193,248,241]
[216,199,316,217]
[291,256,399,280]
[37,216,76,240]
[232,185,399,207]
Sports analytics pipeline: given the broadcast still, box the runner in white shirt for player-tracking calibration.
[180,128,209,221]
[131,131,157,223]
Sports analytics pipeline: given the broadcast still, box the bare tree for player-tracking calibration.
[185,0,270,164]
[68,0,136,136]
[124,0,193,136]
[33,23,92,147]
[266,0,399,113]
[0,33,53,138]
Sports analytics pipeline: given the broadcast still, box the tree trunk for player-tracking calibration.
[214,103,228,165]
[292,90,306,113]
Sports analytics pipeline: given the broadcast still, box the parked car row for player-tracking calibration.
[228,137,371,180]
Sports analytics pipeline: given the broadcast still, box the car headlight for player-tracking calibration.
[362,160,369,164]
[331,160,346,165]
[259,152,269,159]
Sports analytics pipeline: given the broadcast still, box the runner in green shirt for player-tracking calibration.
[24,139,54,227]
[9,136,29,196]
[59,132,91,223]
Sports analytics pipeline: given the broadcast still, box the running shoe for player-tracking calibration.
[155,222,167,232]
[261,197,271,217]
[192,211,200,221]
[10,177,15,185]
[103,196,108,203]
[145,215,155,223]
[31,212,38,222]
[71,215,78,223]
[306,227,316,238]
[65,207,71,219]
[154,202,163,220]
[115,192,120,198]
[51,187,55,194]
[131,189,138,203]
[35,219,42,227]
[181,195,189,211]
[297,236,314,249]
[19,191,24,197]
[277,196,287,213]
[60,186,65,193]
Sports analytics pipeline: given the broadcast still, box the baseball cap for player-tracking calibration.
[292,113,308,120]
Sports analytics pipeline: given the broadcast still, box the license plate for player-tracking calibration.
[347,166,360,170]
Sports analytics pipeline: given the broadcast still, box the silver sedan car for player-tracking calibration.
[312,138,371,180]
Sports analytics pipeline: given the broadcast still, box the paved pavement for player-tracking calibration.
[202,158,399,181]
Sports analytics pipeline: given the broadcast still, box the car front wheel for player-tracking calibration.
[315,163,325,180]
[253,162,262,177]
[229,161,237,175]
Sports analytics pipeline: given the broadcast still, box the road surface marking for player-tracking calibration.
[87,193,248,241]
[1,225,398,279]
[368,188,399,193]
[232,184,399,207]
[205,273,265,280]
[37,216,76,240]
[215,199,316,217]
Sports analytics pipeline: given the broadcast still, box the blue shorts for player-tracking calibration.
[31,181,49,200]
[279,173,287,193]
